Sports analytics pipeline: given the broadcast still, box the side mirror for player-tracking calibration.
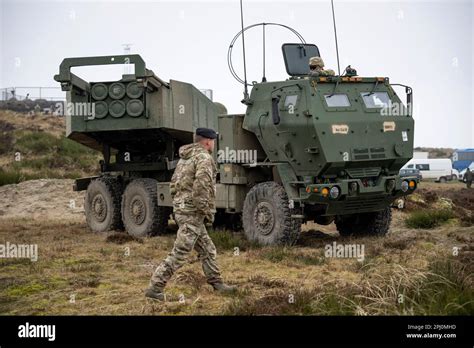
[406,86,413,117]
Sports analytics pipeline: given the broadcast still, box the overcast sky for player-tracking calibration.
[0,0,472,148]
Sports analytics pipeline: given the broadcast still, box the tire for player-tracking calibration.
[336,207,392,237]
[121,178,168,237]
[84,177,123,233]
[242,182,301,246]
[439,177,447,183]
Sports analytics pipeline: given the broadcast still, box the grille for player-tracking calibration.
[343,196,386,213]
[352,147,386,160]
[346,167,381,178]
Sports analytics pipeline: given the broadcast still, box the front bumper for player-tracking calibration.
[299,176,417,215]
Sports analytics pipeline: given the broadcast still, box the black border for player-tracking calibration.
[0,315,471,346]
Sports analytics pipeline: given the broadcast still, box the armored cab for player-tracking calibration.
[223,43,418,245]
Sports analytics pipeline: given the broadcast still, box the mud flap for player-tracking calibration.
[275,163,300,203]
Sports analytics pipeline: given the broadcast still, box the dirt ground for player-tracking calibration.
[0,179,85,221]
[0,180,472,315]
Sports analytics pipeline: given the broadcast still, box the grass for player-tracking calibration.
[405,209,455,229]
[208,229,257,251]
[0,130,100,186]
[0,217,472,315]
[225,258,474,315]
[0,168,28,186]
[14,131,59,154]
[259,246,327,266]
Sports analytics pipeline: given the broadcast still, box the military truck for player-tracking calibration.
[55,44,417,245]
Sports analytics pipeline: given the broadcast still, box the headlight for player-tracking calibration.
[330,186,340,199]
[401,180,409,192]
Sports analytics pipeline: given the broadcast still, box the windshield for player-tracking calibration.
[361,92,390,108]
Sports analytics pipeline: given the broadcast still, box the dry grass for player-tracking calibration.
[0,212,472,315]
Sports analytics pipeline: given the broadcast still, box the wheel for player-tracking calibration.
[121,178,168,237]
[242,182,301,246]
[336,207,392,237]
[84,177,123,233]
[439,177,447,183]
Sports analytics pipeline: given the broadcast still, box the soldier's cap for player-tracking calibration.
[309,56,324,67]
[196,127,217,139]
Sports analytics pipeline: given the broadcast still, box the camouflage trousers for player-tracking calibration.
[150,213,222,289]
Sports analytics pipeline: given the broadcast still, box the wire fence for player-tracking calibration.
[0,87,65,102]
[0,86,212,116]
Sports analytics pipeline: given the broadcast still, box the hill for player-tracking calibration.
[0,111,100,186]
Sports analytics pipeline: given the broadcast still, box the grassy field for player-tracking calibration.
[0,111,100,186]
[0,202,472,315]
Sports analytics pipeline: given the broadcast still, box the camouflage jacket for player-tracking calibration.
[170,143,217,216]
[308,68,335,77]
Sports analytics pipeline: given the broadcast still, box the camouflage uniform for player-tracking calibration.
[150,142,222,289]
[308,56,335,77]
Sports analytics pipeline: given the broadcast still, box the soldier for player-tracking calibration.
[465,168,472,188]
[145,127,237,301]
[308,56,335,77]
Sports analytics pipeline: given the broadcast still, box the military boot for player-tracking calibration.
[145,286,166,301]
[212,282,238,294]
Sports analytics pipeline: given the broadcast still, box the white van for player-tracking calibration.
[402,158,453,182]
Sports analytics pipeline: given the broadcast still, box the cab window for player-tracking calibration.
[361,92,390,108]
[416,164,430,171]
[324,94,350,107]
[284,95,298,109]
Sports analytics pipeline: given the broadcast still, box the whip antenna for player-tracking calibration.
[331,0,341,76]
[240,0,249,100]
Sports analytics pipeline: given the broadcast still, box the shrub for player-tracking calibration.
[405,209,454,229]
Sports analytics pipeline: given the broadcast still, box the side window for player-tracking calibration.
[407,164,414,169]
[324,94,351,107]
[284,95,298,114]
[416,164,430,171]
[361,92,391,108]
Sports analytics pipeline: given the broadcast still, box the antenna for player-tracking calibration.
[262,23,267,82]
[240,0,249,101]
[330,0,341,76]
